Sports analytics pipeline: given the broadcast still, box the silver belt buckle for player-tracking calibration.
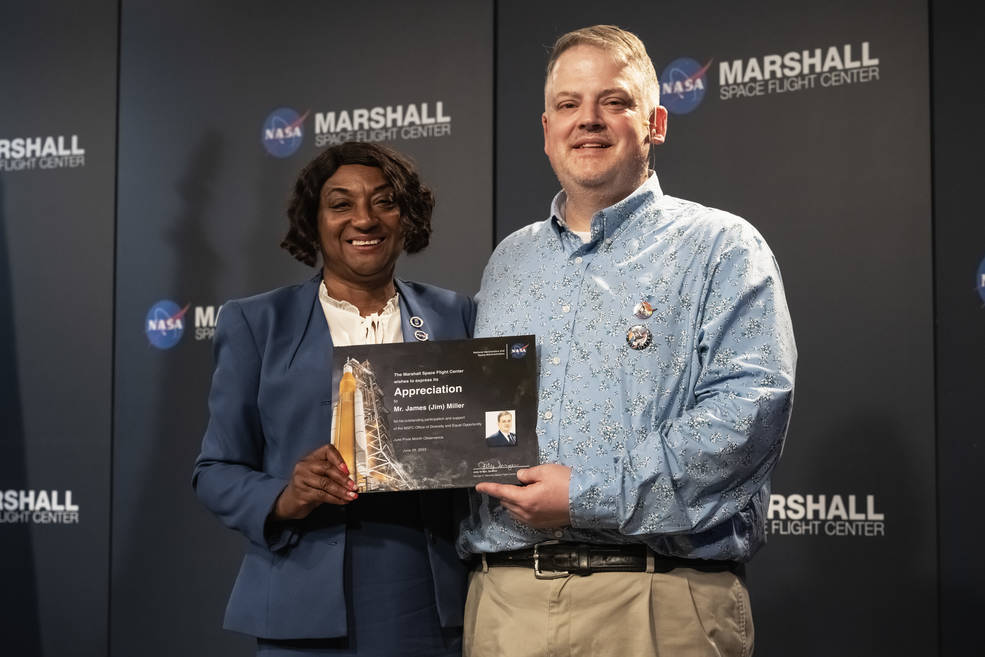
[533,539,569,579]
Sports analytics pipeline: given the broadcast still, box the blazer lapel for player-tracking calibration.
[395,278,431,343]
[288,275,337,398]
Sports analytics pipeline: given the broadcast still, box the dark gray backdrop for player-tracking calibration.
[932,2,985,655]
[0,3,117,656]
[1,0,982,655]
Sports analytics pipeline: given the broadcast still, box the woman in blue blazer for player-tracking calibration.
[193,142,475,656]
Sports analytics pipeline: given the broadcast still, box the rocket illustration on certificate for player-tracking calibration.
[330,335,538,492]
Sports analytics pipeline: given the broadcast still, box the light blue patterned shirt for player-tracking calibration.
[458,174,796,562]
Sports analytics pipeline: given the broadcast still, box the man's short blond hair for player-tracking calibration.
[544,25,660,117]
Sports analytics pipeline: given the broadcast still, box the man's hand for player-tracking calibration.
[476,464,572,529]
[271,444,356,520]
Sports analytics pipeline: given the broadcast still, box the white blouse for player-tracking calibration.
[318,281,403,346]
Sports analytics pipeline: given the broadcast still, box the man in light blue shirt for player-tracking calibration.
[459,25,796,657]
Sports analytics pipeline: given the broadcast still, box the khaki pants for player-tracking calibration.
[463,564,753,657]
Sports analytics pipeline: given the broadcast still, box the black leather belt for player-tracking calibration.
[480,541,743,580]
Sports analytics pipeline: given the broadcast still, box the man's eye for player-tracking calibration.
[558,102,576,110]
[330,202,350,210]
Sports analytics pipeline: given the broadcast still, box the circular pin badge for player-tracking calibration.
[409,316,424,328]
[626,325,652,350]
[414,329,429,342]
[633,300,654,319]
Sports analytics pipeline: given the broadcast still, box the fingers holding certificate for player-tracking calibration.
[476,464,572,528]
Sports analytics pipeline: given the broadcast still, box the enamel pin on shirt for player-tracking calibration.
[626,324,652,350]
[633,300,654,319]
[414,329,429,342]
[628,300,654,349]
[409,316,424,328]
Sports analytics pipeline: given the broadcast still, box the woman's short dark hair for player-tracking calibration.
[281,141,434,266]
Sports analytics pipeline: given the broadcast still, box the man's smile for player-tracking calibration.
[572,138,611,149]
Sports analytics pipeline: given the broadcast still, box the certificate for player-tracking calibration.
[330,335,538,492]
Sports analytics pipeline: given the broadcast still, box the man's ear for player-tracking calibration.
[648,106,668,145]
[542,112,550,155]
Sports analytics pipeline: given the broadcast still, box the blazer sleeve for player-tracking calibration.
[192,301,296,551]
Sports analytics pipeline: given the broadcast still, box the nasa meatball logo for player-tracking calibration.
[261,107,309,158]
[510,343,528,359]
[977,256,985,304]
[659,58,711,115]
[145,300,189,349]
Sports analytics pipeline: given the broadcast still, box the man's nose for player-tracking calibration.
[577,103,604,130]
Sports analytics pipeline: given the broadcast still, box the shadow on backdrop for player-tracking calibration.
[112,132,248,655]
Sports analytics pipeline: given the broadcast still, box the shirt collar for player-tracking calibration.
[550,171,664,243]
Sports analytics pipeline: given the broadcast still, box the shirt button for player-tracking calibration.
[551,357,560,365]
[553,529,564,539]
[574,256,583,264]
[543,411,553,420]
[561,304,571,313]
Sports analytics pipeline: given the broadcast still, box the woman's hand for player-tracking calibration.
[271,444,357,520]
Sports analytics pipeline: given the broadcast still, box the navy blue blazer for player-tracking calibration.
[192,275,476,640]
